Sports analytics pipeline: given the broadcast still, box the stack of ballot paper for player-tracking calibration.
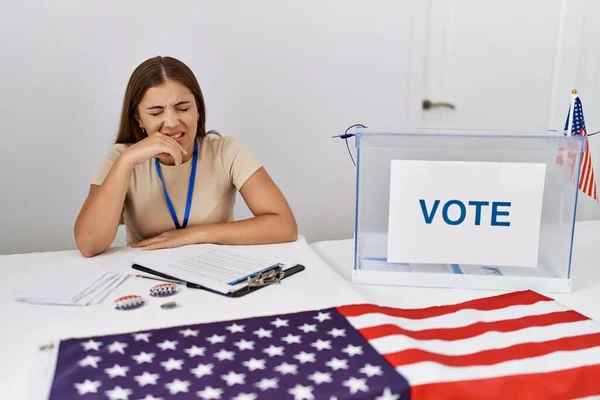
[14,266,129,306]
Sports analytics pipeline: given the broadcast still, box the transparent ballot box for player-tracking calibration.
[352,130,586,293]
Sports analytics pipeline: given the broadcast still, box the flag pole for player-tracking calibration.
[567,89,577,136]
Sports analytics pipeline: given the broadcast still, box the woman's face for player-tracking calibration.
[137,79,199,164]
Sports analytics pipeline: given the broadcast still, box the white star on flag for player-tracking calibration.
[160,358,184,371]
[343,377,369,395]
[326,357,348,371]
[243,358,266,371]
[108,341,128,354]
[197,386,223,399]
[327,328,346,338]
[207,334,226,345]
[253,328,273,338]
[81,340,102,351]
[191,363,214,378]
[263,345,285,357]
[311,339,332,351]
[179,328,199,337]
[298,323,317,333]
[139,395,162,400]
[104,364,129,378]
[221,371,246,386]
[79,355,101,368]
[134,372,160,387]
[288,384,314,400]
[226,323,245,333]
[234,339,255,351]
[294,351,316,364]
[233,393,257,400]
[214,349,235,361]
[255,377,279,391]
[282,334,302,344]
[274,362,298,375]
[271,318,289,328]
[375,387,401,400]
[359,363,383,378]
[342,344,363,357]
[132,351,155,364]
[308,371,332,385]
[165,379,190,395]
[314,312,331,322]
[156,340,177,351]
[74,379,101,394]
[184,345,206,357]
[132,333,152,342]
[105,385,132,400]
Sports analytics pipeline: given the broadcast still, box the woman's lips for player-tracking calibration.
[165,131,185,144]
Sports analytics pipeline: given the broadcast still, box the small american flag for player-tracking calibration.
[563,92,598,201]
[48,290,600,399]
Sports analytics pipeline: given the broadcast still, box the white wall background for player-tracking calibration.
[0,0,599,255]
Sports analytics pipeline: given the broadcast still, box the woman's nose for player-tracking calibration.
[162,109,179,129]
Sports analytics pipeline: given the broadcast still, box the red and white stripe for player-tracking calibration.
[578,129,598,201]
[337,291,600,399]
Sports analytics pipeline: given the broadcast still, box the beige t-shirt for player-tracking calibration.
[91,135,262,244]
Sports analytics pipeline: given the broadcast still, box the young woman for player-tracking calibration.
[74,56,297,257]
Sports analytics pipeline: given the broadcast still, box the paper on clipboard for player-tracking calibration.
[132,244,294,294]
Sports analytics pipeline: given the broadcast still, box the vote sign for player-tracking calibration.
[386,160,546,268]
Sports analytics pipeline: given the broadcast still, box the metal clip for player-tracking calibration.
[247,266,284,287]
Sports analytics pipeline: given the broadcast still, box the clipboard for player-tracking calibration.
[131,263,306,298]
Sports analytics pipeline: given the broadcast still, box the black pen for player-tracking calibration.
[135,274,185,285]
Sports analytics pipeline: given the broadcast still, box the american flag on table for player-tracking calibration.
[559,90,598,201]
[47,290,600,400]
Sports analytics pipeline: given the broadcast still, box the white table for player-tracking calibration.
[5,224,600,399]
[310,221,600,321]
[0,237,364,400]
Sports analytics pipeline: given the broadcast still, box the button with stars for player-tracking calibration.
[150,283,178,297]
[114,295,145,310]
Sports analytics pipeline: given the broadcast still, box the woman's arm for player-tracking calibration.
[74,156,135,257]
[132,167,298,250]
[75,135,189,257]
[195,167,298,244]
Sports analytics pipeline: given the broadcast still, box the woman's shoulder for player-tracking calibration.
[90,143,132,185]
[201,132,262,188]
[202,132,242,148]
[201,132,253,158]
[103,142,131,159]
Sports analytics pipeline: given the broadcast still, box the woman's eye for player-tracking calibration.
[179,108,190,112]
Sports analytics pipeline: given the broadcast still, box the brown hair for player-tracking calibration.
[115,56,207,144]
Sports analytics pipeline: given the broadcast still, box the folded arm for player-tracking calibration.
[132,167,298,250]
